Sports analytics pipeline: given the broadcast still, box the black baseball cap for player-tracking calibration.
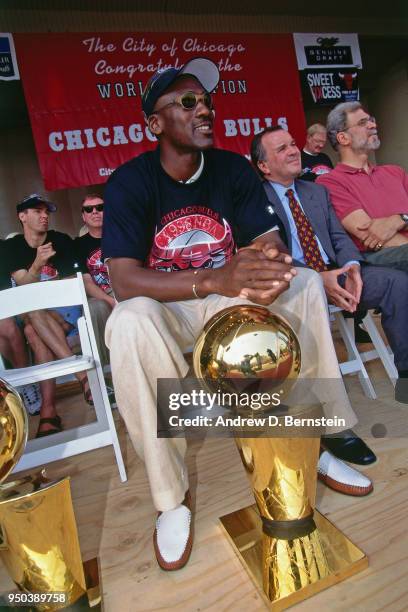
[17,194,57,214]
[142,57,220,117]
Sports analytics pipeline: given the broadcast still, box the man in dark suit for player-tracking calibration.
[250,126,408,455]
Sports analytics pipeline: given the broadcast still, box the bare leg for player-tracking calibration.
[27,310,75,359]
[26,310,90,392]
[0,317,28,368]
[24,323,59,434]
[47,309,74,334]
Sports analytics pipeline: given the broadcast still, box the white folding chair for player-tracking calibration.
[0,273,127,482]
[329,305,397,399]
[359,312,398,384]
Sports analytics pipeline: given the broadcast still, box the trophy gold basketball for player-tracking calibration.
[0,378,101,610]
[194,306,367,610]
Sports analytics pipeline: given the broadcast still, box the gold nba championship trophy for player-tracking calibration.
[0,378,101,610]
[194,306,367,610]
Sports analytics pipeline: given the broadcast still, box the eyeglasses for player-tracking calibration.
[341,116,376,132]
[82,204,104,213]
[153,92,213,114]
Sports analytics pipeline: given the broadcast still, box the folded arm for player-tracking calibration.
[342,209,407,249]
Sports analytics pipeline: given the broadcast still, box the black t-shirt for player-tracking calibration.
[7,230,76,280]
[300,150,333,182]
[0,239,12,290]
[73,233,111,293]
[102,147,280,272]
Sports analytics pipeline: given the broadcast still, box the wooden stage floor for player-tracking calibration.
[1,352,408,611]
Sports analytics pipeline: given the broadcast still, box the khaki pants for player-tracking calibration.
[105,268,357,512]
[88,298,111,368]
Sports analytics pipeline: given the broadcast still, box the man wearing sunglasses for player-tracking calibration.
[74,194,115,367]
[7,194,91,435]
[317,102,408,272]
[102,58,359,571]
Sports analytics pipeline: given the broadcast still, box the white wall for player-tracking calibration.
[369,60,408,169]
[304,106,339,165]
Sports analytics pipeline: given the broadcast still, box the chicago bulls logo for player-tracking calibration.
[147,215,235,272]
[338,72,357,91]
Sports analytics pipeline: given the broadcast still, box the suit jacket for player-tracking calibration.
[262,179,363,269]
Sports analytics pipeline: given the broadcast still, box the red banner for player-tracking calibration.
[14,32,306,191]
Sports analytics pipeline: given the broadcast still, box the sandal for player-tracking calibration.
[36,415,62,438]
[79,377,94,406]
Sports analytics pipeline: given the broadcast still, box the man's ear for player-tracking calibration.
[336,131,350,148]
[257,160,268,177]
[18,212,25,225]
[147,113,163,137]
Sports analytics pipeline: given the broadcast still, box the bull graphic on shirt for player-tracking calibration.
[39,263,58,281]
[87,247,111,292]
[147,214,235,272]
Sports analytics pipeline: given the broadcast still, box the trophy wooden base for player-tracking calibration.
[0,557,101,611]
[220,505,368,611]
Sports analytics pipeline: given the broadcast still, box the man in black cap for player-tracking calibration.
[8,194,93,436]
[102,58,369,571]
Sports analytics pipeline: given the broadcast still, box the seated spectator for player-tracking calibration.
[103,58,374,571]
[0,238,42,414]
[317,102,408,271]
[300,123,333,181]
[251,126,408,405]
[301,121,368,341]
[7,194,93,437]
[0,317,42,415]
[73,194,115,367]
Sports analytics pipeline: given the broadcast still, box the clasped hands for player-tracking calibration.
[321,264,362,313]
[218,241,296,306]
[218,242,363,312]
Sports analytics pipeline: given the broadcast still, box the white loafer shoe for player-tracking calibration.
[153,491,193,570]
[318,450,373,496]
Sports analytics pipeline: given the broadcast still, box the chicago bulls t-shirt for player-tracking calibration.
[103,147,280,271]
[0,240,11,290]
[74,234,111,293]
[6,231,81,333]
[300,150,333,182]
[7,231,76,280]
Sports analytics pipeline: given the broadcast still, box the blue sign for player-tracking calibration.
[0,34,20,80]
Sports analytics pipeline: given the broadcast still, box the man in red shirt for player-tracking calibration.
[317,102,408,271]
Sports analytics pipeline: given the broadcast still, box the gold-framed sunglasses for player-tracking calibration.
[153,91,213,114]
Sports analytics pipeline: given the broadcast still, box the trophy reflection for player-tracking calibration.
[0,378,100,610]
[194,306,367,610]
